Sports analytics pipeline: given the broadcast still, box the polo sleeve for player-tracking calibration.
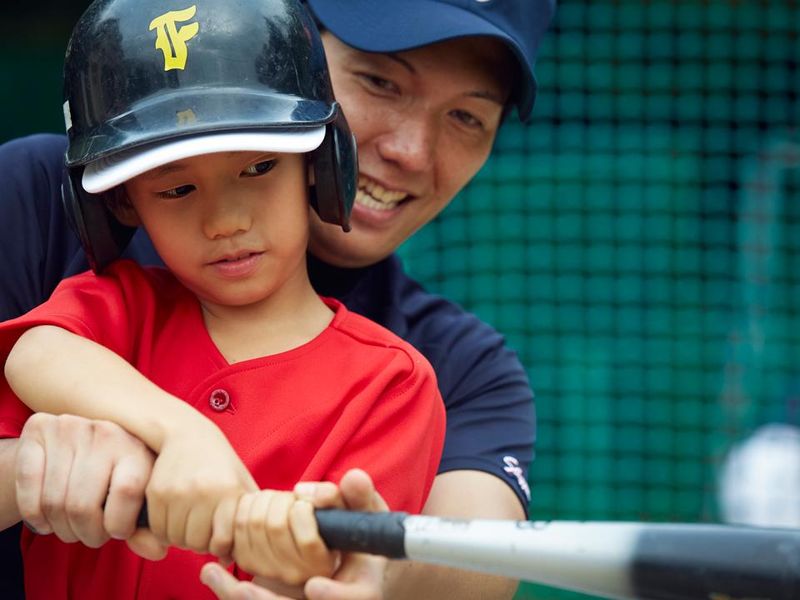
[436,321,535,513]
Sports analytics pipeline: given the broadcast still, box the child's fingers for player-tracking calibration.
[184,503,215,552]
[293,481,345,509]
[288,499,338,575]
[144,485,168,544]
[209,496,238,561]
[264,492,300,556]
[126,528,168,561]
[234,492,298,581]
[234,493,279,577]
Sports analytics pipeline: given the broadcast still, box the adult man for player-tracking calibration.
[0,0,555,598]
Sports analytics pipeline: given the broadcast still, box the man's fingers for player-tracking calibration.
[64,444,111,547]
[15,437,49,534]
[201,562,282,600]
[305,554,386,600]
[339,469,388,513]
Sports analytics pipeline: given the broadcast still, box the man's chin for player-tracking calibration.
[309,230,394,269]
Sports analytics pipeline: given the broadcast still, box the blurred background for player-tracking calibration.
[1,1,798,599]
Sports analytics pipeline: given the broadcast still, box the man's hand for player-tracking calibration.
[383,470,523,600]
[200,468,387,600]
[14,413,165,559]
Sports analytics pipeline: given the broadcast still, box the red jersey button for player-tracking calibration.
[209,389,230,411]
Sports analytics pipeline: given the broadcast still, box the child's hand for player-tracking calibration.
[145,421,258,553]
[200,469,388,600]
[229,490,339,587]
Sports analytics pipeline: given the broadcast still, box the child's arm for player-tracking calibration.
[4,324,258,552]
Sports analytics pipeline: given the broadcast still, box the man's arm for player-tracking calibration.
[0,439,21,531]
[383,470,524,600]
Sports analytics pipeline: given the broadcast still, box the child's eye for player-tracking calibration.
[159,184,195,198]
[242,159,277,177]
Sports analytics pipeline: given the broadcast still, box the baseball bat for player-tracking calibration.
[137,506,800,599]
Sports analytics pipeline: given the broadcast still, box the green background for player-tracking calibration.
[1,2,798,598]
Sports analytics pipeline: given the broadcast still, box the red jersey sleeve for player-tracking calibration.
[315,320,446,513]
[0,260,161,438]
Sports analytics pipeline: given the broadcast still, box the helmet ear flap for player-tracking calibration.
[61,167,137,273]
[308,103,358,231]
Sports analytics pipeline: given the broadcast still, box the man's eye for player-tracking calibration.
[159,184,195,198]
[242,159,277,176]
[359,73,399,94]
[451,109,484,130]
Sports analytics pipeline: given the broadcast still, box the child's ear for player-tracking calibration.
[106,185,141,226]
[111,203,142,227]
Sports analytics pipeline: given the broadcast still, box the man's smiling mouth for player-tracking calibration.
[355,176,409,211]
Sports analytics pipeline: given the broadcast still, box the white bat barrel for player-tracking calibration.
[402,517,800,600]
[404,517,638,599]
[314,511,800,600]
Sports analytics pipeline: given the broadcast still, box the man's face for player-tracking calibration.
[310,34,514,268]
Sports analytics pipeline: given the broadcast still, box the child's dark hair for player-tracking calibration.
[104,185,132,214]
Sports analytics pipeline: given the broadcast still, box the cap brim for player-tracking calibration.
[82,129,326,194]
[307,0,536,119]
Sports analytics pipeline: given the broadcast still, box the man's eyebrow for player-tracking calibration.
[467,89,505,106]
[385,52,416,74]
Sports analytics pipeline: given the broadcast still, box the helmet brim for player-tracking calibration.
[82,128,326,194]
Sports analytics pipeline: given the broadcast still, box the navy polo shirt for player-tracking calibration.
[0,134,536,598]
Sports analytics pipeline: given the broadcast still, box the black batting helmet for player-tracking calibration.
[61,0,357,272]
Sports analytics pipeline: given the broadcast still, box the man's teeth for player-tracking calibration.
[357,177,407,210]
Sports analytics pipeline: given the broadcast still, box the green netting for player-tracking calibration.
[395,2,799,598]
[1,2,799,599]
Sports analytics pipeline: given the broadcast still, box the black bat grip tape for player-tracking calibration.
[315,509,408,559]
[136,505,408,559]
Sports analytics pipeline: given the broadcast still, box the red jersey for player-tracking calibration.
[0,260,445,600]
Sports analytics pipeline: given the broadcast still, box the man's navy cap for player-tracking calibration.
[306,0,556,122]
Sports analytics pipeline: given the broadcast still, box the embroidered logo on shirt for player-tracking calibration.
[149,5,199,71]
[503,455,531,502]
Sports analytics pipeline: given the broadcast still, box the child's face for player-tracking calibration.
[122,151,311,310]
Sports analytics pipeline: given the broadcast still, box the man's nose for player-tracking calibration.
[376,114,437,173]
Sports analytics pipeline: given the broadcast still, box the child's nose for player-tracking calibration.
[202,197,252,239]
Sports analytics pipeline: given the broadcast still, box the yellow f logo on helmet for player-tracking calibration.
[149,5,199,71]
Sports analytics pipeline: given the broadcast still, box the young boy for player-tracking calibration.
[0,0,445,598]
